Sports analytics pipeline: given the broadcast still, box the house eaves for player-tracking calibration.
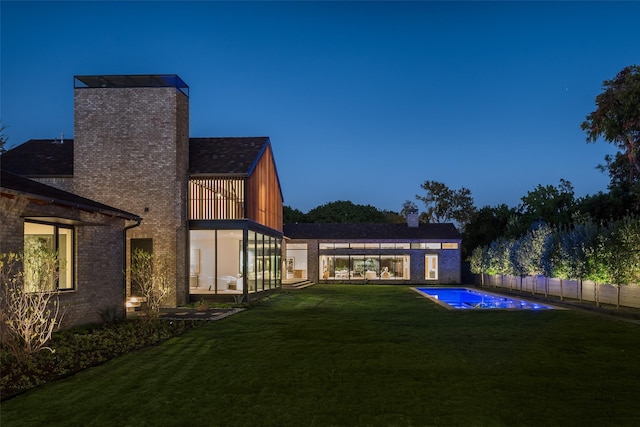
[1,169,140,221]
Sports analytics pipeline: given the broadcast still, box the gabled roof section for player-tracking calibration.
[3,136,282,180]
[1,139,73,176]
[189,137,271,175]
[1,169,140,221]
[283,223,462,241]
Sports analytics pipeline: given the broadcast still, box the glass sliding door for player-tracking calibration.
[425,255,438,280]
[285,243,308,279]
[190,230,243,294]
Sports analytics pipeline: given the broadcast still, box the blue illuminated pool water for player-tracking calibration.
[416,287,555,310]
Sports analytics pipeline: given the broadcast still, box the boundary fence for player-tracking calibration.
[470,274,640,309]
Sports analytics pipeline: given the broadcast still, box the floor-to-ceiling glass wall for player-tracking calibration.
[189,230,243,295]
[245,230,282,294]
[217,230,243,291]
[319,254,410,281]
[190,228,282,297]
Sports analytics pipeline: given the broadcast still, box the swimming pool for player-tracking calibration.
[415,287,556,310]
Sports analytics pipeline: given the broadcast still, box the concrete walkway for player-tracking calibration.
[128,307,245,321]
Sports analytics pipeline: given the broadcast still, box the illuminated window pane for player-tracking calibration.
[334,256,349,280]
[425,255,438,280]
[57,227,74,290]
[24,222,74,291]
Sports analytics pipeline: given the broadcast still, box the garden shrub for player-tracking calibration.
[0,318,202,400]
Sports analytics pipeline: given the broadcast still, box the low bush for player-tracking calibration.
[0,318,201,400]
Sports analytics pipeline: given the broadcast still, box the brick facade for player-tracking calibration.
[0,193,129,328]
[31,177,74,193]
[74,86,190,305]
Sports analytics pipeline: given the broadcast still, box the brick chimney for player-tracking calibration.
[73,74,190,306]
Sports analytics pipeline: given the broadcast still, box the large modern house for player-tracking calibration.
[283,213,461,284]
[1,74,462,327]
[2,75,283,310]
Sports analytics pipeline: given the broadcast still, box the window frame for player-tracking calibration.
[24,220,75,291]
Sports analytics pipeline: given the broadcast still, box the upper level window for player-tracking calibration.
[319,242,410,250]
[189,177,245,220]
[411,243,441,250]
[24,221,74,291]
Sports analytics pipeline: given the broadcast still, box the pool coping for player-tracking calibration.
[411,286,567,311]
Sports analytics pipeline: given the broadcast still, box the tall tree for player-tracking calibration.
[463,204,515,258]
[606,216,640,308]
[518,179,576,227]
[383,210,405,224]
[283,205,306,224]
[581,65,640,186]
[0,121,8,153]
[305,200,387,223]
[415,180,476,229]
[400,200,418,218]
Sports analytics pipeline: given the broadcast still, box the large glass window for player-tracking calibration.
[286,243,307,279]
[380,256,409,280]
[320,242,411,249]
[272,237,281,288]
[246,232,282,292]
[335,256,349,280]
[255,234,264,292]
[217,230,243,292]
[190,230,242,293]
[190,229,280,296]
[190,231,215,291]
[319,255,409,281]
[247,231,257,292]
[24,221,74,291]
[350,256,366,279]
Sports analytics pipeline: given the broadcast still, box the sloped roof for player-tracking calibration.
[1,139,73,176]
[1,137,274,177]
[283,223,461,241]
[189,137,270,175]
[0,169,140,221]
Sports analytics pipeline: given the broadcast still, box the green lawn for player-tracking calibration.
[3,284,640,426]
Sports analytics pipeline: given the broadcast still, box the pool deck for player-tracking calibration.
[444,285,640,324]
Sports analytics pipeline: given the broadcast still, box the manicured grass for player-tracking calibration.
[3,284,640,426]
